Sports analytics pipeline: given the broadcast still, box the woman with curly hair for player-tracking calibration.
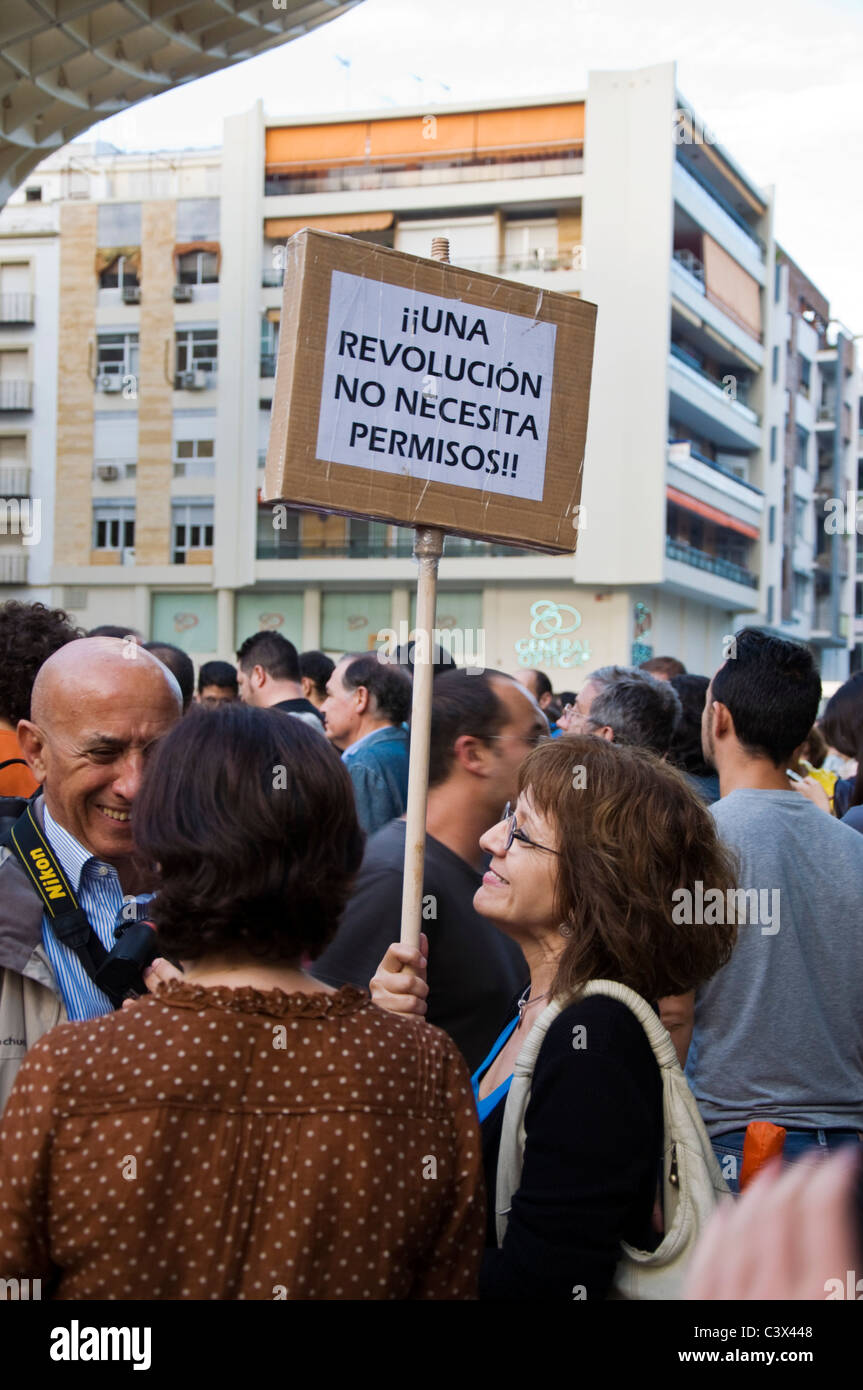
[0,600,81,795]
[0,704,485,1300]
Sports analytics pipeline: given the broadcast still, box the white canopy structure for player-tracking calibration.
[0,0,365,205]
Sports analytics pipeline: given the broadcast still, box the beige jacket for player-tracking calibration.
[0,796,67,1114]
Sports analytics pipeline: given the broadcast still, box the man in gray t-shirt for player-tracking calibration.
[674,629,863,1188]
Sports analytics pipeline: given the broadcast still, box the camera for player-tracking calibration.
[93,910,161,1000]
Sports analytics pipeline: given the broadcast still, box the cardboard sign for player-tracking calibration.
[264,230,597,554]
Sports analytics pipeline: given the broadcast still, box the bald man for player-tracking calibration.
[0,638,182,1110]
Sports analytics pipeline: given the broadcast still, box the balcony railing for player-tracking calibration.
[674,156,766,258]
[0,293,34,324]
[0,464,29,495]
[262,269,283,287]
[0,381,33,411]
[264,150,583,198]
[669,345,759,421]
[456,249,582,276]
[256,535,525,560]
[672,249,705,286]
[0,550,28,584]
[667,439,763,495]
[260,354,277,378]
[666,537,758,588]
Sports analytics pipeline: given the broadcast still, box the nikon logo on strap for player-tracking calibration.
[29,847,69,901]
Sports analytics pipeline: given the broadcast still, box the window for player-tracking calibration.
[260,317,278,377]
[173,439,215,477]
[99,255,139,290]
[177,251,218,285]
[793,497,807,543]
[768,505,776,544]
[175,328,217,376]
[796,425,809,471]
[771,345,779,384]
[792,572,809,613]
[774,261,782,303]
[799,357,811,397]
[93,501,135,552]
[24,187,41,203]
[172,502,214,563]
[176,199,220,241]
[770,425,777,463]
[97,332,138,378]
[767,584,774,625]
[98,203,141,244]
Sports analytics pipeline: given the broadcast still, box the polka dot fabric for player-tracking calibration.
[0,981,485,1300]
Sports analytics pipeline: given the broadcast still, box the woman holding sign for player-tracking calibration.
[371,735,737,1300]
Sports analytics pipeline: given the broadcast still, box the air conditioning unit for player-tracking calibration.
[172,284,194,302]
[96,465,119,481]
[177,370,208,391]
[122,285,141,304]
[98,374,123,393]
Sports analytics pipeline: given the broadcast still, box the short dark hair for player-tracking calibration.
[523,668,553,700]
[668,674,712,777]
[143,642,195,711]
[640,655,687,679]
[236,630,300,684]
[198,660,238,695]
[0,601,83,724]
[820,671,863,807]
[133,704,364,961]
[339,654,412,726]
[88,624,142,640]
[300,650,335,701]
[585,666,681,756]
[710,627,821,766]
[428,669,511,787]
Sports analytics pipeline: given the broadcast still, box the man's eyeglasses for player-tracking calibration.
[500,802,561,856]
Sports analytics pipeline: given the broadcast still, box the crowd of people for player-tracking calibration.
[0,597,861,1301]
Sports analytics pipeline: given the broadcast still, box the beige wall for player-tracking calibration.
[55,203,97,566]
[135,201,175,565]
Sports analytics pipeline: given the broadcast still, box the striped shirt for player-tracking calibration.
[40,808,150,1022]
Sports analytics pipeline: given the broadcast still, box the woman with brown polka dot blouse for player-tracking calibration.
[0,705,485,1300]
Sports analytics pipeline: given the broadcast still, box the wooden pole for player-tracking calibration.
[399,236,450,947]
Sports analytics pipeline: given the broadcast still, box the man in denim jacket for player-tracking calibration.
[321,654,411,835]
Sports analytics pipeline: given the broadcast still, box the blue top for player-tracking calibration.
[471,1015,519,1122]
[40,807,152,1021]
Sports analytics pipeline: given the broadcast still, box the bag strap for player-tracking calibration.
[495,980,679,1245]
[0,758,29,773]
[5,802,123,1009]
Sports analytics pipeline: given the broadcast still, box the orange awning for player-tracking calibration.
[667,486,760,540]
[264,213,393,239]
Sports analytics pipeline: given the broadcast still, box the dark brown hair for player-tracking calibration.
[0,600,82,724]
[133,703,363,961]
[820,673,863,808]
[518,736,738,1001]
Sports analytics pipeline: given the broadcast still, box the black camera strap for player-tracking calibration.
[5,804,124,1009]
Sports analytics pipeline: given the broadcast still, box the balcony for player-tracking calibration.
[0,381,33,411]
[673,157,766,259]
[255,533,524,561]
[262,269,283,288]
[260,354,277,378]
[0,293,34,324]
[264,150,583,198]
[668,347,760,451]
[0,550,28,584]
[665,537,758,588]
[0,463,29,495]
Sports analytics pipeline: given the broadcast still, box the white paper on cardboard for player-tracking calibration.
[315,269,557,503]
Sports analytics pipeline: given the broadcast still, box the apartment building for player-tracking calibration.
[2,63,859,682]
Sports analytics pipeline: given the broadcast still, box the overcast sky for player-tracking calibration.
[82,0,863,332]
